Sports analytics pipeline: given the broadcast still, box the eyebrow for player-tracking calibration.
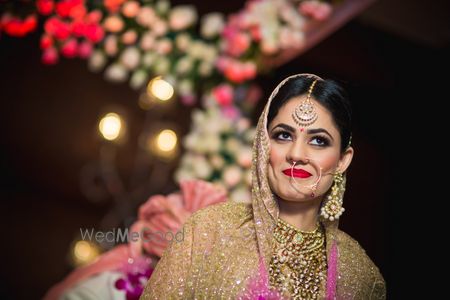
[271,123,334,141]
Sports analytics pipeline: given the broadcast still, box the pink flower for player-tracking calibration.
[42,47,59,64]
[121,29,137,45]
[84,23,104,43]
[3,15,37,37]
[71,19,85,37]
[180,94,196,106]
[249,25,261,42]
[78,40,93,58]
[222,26,250,57]
[61,38,78,58]
[299,0,332,21]
[221,105,241,121]
[155,39,172,55]
[246,84,262,105]
[40,34,53,49]
[104,0,126,13]
[56,0,85,19]
[37,0,54,16]
[136,180,227,257]
[104,34,118,56]
[243,62,257,79]
[44,17,71,40]
[87,10,103,23]
[140,32,155,50]
[212,84,234,106]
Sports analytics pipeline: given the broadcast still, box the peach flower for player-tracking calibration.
[135,179,227,257]
[103,15,124,33]
[121,1,140,18]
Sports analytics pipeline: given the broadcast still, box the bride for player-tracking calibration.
[140,74,386,299]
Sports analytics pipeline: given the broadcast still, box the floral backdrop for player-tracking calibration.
[0,0,345,298]
[1,0,335,203]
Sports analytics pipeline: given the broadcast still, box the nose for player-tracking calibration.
[287,139,309,165]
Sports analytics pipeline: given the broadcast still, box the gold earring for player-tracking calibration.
[320,172,346,221]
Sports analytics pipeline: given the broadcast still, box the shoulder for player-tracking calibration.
[188,201,253,228]
[335,229,386,299]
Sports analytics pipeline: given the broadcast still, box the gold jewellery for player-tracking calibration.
[292,79,319,127]
[320,171,346,221]
[269,218,327,299]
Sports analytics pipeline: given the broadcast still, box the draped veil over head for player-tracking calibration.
[251,73,343,298]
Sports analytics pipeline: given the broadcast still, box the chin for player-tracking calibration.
[277,190,312,202]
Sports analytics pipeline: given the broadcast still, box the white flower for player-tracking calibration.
[174,168,195,182]
[198,61,213,77]
[200,13,225,38]
[169,5,198,31]
[202,45,218,63]
[136,6,156,27]
[155,0,170,15]
[142,52,157,67]
[203,118,224,135]
[175,33,191,51]
[236,118,251,133]
[244,128,256,143]
[177,79,193,95]
[237,146,252,168]
[210,154,225,170]
[130,69,148,90]
[187,41,207,59]
[204,134,221,153]
[225,138,241,157]
[88,50,106,72]
[183,134,198,150]
[120,47,141,70]
[175,56,193,75]
[223,165,243,188]
[153,56,170,74]
[279,2,304,29]
[180,152,196,167]
[140,32,155,51]
[279,27,304,49]
[230,185,251,203]
[152,18,168,36]
[192,109,205,125]
[104,63,128,82]
[192,155,212,179]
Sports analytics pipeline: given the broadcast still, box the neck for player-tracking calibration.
[276,196,322,231]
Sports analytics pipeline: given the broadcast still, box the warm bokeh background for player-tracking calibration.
[1,0,448,298]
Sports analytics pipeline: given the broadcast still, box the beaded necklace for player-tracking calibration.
[269,218,327,299]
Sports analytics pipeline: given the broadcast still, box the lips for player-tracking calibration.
[282,168,312,178]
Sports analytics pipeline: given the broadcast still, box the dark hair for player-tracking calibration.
[267,76,352,152]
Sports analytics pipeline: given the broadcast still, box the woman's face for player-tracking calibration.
[267,96,353,203]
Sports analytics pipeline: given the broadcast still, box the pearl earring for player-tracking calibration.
[320,172,346,221]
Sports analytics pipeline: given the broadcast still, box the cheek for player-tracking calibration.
[269,144,283,168]
[314,151,341,172]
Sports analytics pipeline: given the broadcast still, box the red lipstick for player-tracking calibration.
[282,168,312,178]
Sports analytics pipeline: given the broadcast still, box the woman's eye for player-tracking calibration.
[310,136,330,147]
[274,131,292,141]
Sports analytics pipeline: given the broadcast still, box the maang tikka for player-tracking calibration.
[292,79,319,127]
